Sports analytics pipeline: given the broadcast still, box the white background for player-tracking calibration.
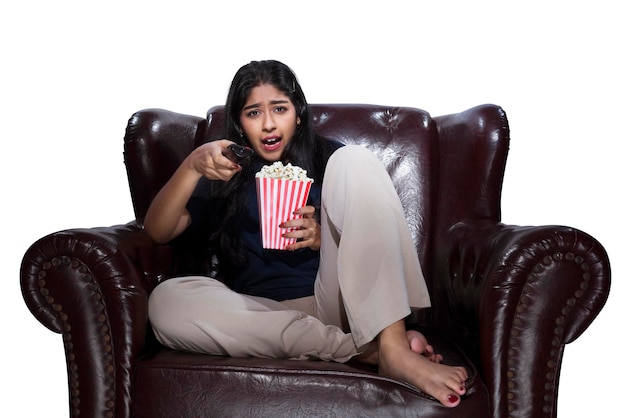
[2,1,623,416]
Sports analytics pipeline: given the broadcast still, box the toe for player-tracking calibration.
[446,394,461,407]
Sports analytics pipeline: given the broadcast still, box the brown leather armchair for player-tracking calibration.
[21,104,611,418]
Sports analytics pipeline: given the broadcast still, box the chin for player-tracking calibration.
[260,150,283,162]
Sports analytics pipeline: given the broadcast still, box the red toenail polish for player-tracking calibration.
[448,394,459,404]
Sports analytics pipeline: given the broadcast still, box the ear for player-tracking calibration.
[296,117,301,126]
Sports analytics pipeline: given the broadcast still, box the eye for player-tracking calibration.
[245,109,260,118]
[274,106,287,113]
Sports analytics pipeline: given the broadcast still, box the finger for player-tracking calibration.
[212,165,242,181]
[295,206,315,218]
[282,227,307,240]
[217,154,242,171]
[281,217,310,230]
[210,141,241,170]
[285,237,313,251]
[285,241,303,251]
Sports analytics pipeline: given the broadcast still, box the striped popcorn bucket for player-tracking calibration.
[255,177,313,250]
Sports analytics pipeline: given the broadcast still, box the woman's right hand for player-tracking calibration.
[144,139,242,243]
[186,140,243,181]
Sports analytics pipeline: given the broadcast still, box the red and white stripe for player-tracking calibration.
[256,178,312,250]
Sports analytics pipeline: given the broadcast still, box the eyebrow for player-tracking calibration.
[242,99,290,111]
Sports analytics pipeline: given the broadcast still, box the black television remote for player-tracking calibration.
[222,143,254,163]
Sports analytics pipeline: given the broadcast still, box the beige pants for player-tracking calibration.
[148,145,430,363]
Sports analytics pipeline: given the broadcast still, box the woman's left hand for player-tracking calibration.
[280,206,321,251]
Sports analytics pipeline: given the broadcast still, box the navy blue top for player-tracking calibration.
[231,172,322,300]
[186,161,322,301]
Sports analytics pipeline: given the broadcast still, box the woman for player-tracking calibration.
[145,60,467,407]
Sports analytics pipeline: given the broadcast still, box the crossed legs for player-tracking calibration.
[316,145,468,407]
[148,145,468,407]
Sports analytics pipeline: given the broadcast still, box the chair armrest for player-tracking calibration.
[20,221,172,418]
[433,220,610,418]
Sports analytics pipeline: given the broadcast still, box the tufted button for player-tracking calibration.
[312,111,330,125]
[371,109,400,129]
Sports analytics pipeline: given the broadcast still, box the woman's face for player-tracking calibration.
[239,83,300,162]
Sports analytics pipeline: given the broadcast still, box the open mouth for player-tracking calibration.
[261,136,282,151]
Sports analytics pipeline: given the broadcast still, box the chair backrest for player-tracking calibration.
[124,104,509,285]
[199,104,437,277]
[124,109,206,219]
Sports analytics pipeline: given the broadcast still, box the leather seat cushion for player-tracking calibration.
[132,330,488,417]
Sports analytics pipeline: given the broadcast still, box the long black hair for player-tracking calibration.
[210,60,338,271]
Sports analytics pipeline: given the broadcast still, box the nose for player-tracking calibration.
[262,113,276,131]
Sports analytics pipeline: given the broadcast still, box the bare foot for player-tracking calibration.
[355,330,443,364]
[406,330,443,363]
[378,322,468,407]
